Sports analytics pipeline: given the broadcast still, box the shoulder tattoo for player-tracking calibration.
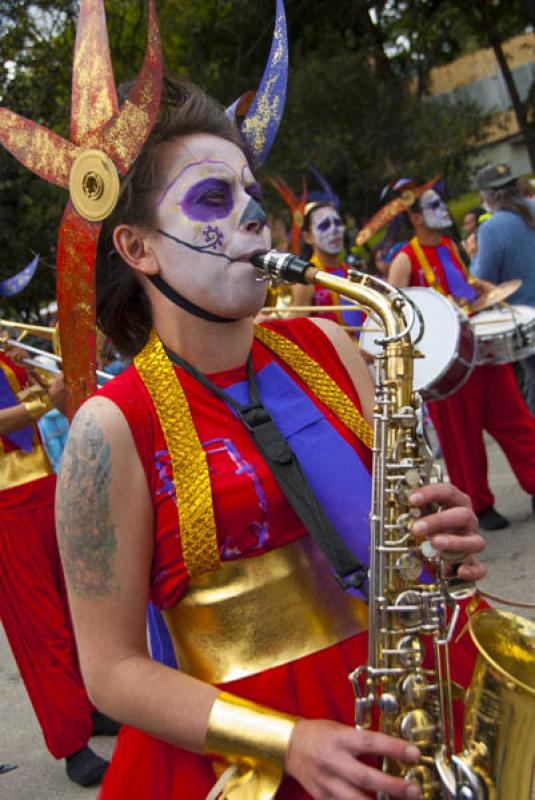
[56,409,119,597]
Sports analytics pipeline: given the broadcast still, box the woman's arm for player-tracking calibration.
[55,396,219,752]
[55,397,426,800]
[0,403,34,436]
[388,250,412,288]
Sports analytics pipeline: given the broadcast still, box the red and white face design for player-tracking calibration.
[419,189,452,230]
[149,133,271,319]
[308,206,345,255]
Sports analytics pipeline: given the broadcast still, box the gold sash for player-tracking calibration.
[163,537,367,685]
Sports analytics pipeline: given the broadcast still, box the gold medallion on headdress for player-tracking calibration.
[0,1,163,415]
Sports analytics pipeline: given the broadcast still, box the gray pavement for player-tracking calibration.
[1,434,534,799]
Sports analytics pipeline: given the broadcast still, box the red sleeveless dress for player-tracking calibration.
[97,319,478,799]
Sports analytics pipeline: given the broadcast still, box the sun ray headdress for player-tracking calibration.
[0,0,163,416]
[356,175,441,246]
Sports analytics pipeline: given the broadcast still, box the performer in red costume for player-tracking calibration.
[52,73,486,798]
[0,349,112,786]
[382,179,535,530]
[293,202,366,336]
[0,0,486,795]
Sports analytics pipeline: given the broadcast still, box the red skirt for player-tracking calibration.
[99,598,480,800]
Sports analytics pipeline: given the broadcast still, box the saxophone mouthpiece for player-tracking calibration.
[251,250,313,284]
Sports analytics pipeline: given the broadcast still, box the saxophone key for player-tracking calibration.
[396,634,425,668]
[398,708,436,748]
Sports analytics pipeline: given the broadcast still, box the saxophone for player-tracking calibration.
[252,251,535,800]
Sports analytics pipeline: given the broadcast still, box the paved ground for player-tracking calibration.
[1,435,534,799]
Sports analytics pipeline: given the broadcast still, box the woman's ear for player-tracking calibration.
[302,229,314,246]
[113,224,159,276]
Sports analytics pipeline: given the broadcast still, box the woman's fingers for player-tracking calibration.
[410,505,477,538]
[456,556,487,581]
[333,749,421,799]
[286,720,422,800]
[409,482,471,511]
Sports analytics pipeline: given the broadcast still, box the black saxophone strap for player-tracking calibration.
[164,346,368,596]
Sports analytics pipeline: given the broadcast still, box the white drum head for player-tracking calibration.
[471,305,535,336]
[360,287,461,393]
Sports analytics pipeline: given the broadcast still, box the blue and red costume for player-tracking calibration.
[0,354,93,758]
[402,238,535,514]
[97,319,478,799]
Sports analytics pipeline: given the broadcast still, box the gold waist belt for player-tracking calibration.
[0,444,52,491]
[163,537,368,685]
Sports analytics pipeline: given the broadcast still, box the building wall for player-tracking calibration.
[427,33,535,175]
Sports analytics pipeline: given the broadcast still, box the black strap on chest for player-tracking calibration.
[165,346,368,596]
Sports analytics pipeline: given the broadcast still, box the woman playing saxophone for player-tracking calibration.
[52,76,487,800]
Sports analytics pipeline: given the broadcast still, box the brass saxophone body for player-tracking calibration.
[251,251,535,800]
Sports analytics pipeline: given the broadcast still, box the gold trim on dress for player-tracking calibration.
[0,444,52,489]
[254,324,373,449]
[134,330,221,577]
[163,537,368,685]
[134,326,372,578]
[0,359,52,488]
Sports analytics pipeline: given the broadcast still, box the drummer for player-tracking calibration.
[361,177,535,530]
[472,162,535,417]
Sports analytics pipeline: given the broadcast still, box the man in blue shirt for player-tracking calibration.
[472,162,535,417]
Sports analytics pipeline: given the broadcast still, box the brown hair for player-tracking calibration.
[480,182,535,233]
[96,75,247,357]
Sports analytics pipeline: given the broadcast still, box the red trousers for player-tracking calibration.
[428,364,535,513]
[0,474,93,758]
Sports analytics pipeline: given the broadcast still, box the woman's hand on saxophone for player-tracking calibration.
[285,719,422,799]
[408,482,486,582]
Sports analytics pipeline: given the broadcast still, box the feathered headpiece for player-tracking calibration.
[0,0,163,416]
[270,163,341,254]
[269,176,307,255]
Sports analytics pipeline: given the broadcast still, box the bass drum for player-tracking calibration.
[359,286,477,401]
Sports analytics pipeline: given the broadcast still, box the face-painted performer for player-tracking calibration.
[298,202,366,338]
[359,177,535,532]
[270,175,366,339]
[1,4,486,798]
[0,267,116,785]
[0,0,161,786]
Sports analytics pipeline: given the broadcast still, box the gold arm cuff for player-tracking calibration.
[21,390,53,421]
[205,692,297,799]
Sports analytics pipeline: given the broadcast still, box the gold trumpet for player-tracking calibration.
[0,320,111,384]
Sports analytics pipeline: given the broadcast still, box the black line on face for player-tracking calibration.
[157,229,233,262]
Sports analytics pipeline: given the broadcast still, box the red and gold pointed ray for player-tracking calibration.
[0,0,162,417]
[356,176,441,247]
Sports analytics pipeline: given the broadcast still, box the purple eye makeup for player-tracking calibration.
[180,178,234,222]
[316,215,343,233]
[245,182,263,203]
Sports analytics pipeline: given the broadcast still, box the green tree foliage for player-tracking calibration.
[0,0,526,314]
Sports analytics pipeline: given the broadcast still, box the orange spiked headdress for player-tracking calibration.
[0,0,163,416]
[269,176,308,255]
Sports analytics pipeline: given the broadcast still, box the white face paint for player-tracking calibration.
[308,206,345,255]
[419,189,452,230]
[149,133,271,319]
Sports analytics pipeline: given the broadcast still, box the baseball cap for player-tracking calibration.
[475,162,518,190]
